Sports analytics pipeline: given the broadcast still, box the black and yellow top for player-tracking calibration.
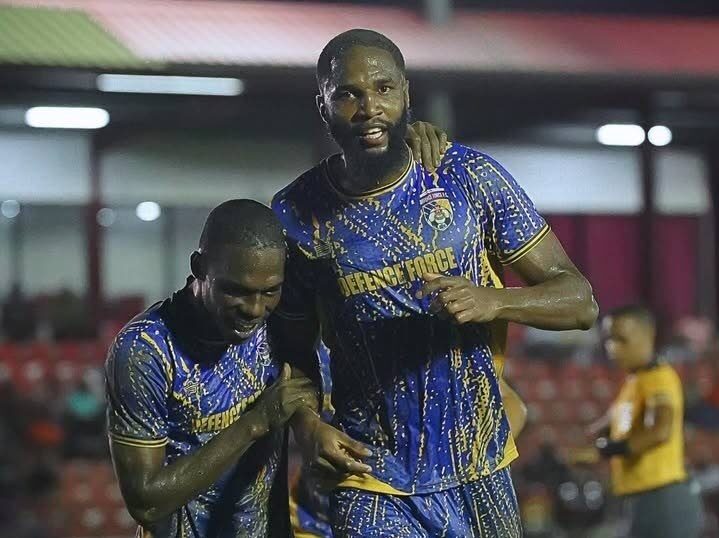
[609,362,687,496]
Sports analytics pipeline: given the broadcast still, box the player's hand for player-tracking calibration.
[302,421,372,478]
[253,363,318,431]
[416,273,501,324]
[406,121,448,171]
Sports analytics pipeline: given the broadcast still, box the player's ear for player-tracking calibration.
[316,94,329,125]
[190,251,207,280]
[404,79,410,109]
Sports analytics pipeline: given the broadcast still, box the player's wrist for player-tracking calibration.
[290,407,321,444]
[472,286,504,323]
[290,406,320,430]
[595,437,630,458]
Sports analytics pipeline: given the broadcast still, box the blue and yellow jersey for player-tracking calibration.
[105,287,283,538]
[273,143,547,495]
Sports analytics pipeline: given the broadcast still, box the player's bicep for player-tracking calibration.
[110,440,166,507]
[509,231,584,286]
[106,336,170,446]
[475,155,548,264]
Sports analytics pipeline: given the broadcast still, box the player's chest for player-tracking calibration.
[167,344,278,435]
[310,183,486,276]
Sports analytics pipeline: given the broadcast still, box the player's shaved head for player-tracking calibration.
[192,200,286,343]
[317,28,405,89]
[199,199,285,257]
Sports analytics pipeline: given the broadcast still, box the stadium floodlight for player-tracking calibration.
[97,74,244,96]
[647,125,672,147]
[1,200,20,219]
[136,201,162,222]
[25,107,110,129]
[96,208,117,227]
[595,124,646,147]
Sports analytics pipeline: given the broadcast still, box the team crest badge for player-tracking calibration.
[420,188,454,231]
[183,367,202,400]
[257,341,272,366]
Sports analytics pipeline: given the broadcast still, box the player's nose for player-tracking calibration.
[237,293,265,320]
[357,93,381,118]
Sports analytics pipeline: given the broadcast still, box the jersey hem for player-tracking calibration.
[613,474,688,496]
[335,455,520,496]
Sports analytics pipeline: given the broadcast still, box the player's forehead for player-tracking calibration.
[328,45,403,87]
[210,245,285,284]
[604,315,639,337]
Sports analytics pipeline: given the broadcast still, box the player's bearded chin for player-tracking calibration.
[331,108,409,177]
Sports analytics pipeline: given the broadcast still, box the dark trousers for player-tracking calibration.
[625,480,703,538]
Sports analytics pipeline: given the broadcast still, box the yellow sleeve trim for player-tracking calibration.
[109,432,168,449]
[501,223,550,266]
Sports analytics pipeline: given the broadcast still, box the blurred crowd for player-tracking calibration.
[0,368,106,537]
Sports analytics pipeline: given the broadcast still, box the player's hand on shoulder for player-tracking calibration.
[302,421,372,478]
[406,121,448,171]
[417,273,501,325]
[253,363,317,431]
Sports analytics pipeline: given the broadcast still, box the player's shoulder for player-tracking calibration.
[271,162,325,215]
[439,142,515,187]
[442,142,504,170]
[641,362,682,388]
[107,303,172,369]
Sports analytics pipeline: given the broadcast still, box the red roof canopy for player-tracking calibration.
[4,0,719,77]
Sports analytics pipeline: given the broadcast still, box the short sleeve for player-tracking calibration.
[641,367,682,409]
[105,332,170,448]
[472,154,549,265]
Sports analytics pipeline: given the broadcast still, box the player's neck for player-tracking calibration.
[338,144,410,195]
[182,281,230,353]
[629,354,658,372]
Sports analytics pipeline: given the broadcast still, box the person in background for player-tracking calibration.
[573,305,703,538]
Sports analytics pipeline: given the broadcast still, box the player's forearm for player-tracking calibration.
[126,409,269,526]
[493,271,598,330]
[289,405,321,446]
[626,418,672,455]
[626,429,666,455]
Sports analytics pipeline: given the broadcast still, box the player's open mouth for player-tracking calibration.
[233,320,259,333]
[358,127,388,147]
